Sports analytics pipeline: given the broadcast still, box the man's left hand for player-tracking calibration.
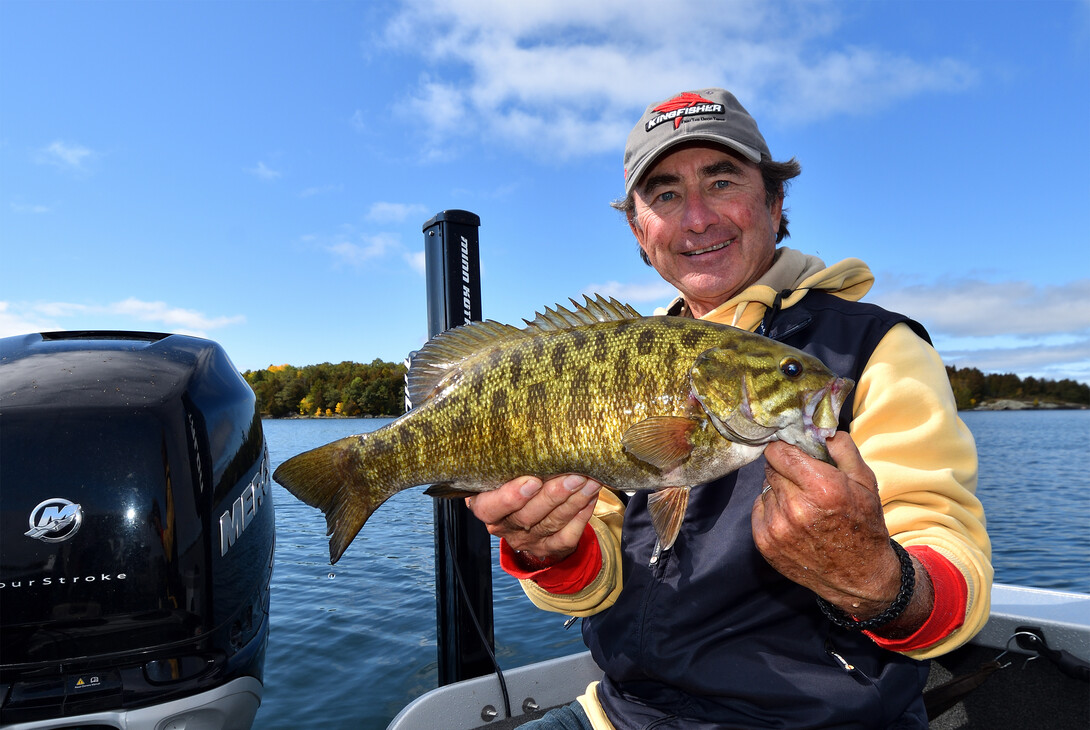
[752,432,931,633]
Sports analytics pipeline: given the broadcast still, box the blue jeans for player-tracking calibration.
[517,701,593,730]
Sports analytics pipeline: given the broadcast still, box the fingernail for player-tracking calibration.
[519,477,543,498]
[563,475,587,492]
[581,479,601,496]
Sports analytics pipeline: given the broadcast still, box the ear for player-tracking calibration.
[768,187,784,240]
[628,209,648,250]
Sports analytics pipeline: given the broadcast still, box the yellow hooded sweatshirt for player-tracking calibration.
[515,249,992,727]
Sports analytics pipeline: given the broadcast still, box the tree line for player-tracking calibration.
[243,360,407,418]
[243,360,1087,418]
[945,365,1088,410]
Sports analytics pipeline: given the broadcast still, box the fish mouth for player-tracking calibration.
[681,239,733,257]
[801,376,855,460]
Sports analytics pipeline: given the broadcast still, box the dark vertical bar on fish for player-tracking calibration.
[421,209,496,686]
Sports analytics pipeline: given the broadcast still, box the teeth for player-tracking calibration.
[683,240,731,256]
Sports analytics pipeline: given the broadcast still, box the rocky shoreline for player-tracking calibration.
[971,398,1088,411]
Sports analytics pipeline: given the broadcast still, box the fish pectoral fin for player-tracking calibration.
[423,483,479,499]
[622,416,698,471]
[646,486,690,551]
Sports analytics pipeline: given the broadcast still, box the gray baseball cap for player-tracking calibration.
[623,88,770,196]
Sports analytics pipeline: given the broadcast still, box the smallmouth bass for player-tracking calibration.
[273,296,853,563]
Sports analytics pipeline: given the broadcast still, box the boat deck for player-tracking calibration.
[389,584,1090,730]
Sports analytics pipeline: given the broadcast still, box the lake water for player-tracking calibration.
[256,410,1090,729]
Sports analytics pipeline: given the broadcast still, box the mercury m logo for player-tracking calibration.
[25,498,83,543]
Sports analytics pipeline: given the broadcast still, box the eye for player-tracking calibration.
[779,357,803,379]
[657,190,677,203]
[713,179,731,190]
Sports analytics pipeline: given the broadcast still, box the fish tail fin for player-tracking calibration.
[273,435,392,564]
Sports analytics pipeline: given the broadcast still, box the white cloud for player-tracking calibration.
[299,184,342,198]
[247,161,282,180]
[309,214,431,274]
[350,109,367,133]
[326,233,401,267]
[406,250,427,275]
[37,140,96,171]
[870,278,1090,339]
[581,280,676,306]
[870,278,1090,383]
[109,298,245,332]
[0,299,244,339]
[10,201,50,214]
[0,301,60,337]
[942,339,1090,384]
[376,0,977,158]
[366,201,430,223]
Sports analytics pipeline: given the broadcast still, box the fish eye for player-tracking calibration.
[779,357,803,379]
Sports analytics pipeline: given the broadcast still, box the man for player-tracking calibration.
[468,88,991,729]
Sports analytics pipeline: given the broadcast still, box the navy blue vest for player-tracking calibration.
[583,292,933,729]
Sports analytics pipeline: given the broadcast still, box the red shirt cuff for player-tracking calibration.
[498,524,602,595]
[868,545,968,652]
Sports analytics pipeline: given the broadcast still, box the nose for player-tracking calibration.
[681,191,720,233]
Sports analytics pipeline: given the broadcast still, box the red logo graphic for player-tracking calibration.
[652,93,717,129]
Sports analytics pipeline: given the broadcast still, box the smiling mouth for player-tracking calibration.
[682,240,733,257]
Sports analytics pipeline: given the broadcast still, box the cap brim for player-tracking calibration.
[625,134,764,196]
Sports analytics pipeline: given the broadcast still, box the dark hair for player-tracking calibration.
[613,156,802,266]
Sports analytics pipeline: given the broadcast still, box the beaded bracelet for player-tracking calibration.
[817,538,915,632]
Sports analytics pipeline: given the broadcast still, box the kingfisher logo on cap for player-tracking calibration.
[646,92,724,132]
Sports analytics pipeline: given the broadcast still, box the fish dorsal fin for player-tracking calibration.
[621,416,698,471]
[647,486,690,551]
[406,320,525,406]
[523,295,641,334]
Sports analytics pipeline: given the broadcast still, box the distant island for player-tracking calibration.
[241,361,1088,417]
[945,365,1088,411]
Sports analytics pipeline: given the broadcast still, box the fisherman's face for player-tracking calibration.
[630,145,782,319]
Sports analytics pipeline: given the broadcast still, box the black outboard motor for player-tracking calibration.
[0,332,273,729]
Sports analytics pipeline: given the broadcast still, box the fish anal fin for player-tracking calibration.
[647,486,690,551]
[423,483,478,499]
[622,416,698,471]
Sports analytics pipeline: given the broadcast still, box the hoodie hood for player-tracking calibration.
[655,247,875,331]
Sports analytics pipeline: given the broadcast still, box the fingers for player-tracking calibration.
[465,476,543,525]
[825,432,878,495]
[753,432,895,606]
[764,432,877,497]
[465,473,602,555]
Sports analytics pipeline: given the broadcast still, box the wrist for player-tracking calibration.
[866,552,933,639]
[511,548,569,571]
[818,539,922,633]
[499,525,603,595]
[869,546,961,649]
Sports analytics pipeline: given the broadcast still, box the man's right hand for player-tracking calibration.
[465,474,602,565]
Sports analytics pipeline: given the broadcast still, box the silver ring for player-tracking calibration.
[761,484,772,496]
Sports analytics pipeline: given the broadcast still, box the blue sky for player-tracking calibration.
[2,0,1088,384]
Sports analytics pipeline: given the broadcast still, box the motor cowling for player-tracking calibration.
[0,331,273,728]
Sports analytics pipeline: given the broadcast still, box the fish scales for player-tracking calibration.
[397,318,701,486]
[273,295,854,563]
